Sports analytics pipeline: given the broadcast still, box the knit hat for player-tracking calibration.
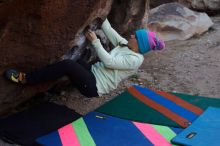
[135,29,165,54]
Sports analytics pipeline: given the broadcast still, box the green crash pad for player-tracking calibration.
[96,86,220,128]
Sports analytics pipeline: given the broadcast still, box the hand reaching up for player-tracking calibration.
[85,29,97,42]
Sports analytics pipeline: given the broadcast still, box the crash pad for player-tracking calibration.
[36,112,182,146]
[97,85,220,128]
[0,102,81,146]
[172,107,220,146]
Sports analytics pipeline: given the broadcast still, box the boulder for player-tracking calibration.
[150,0,220,14]
[147,3,214,41]
[0,0,113,115]
[179,0,220,12]
[150,0,176,8]
[64,0,151,62]
[0,0,151,115]
[108,0,150,38]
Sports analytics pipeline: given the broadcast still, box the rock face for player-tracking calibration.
[150,0,220,13]
[0,0,113,115]
[147,3,214,41]
[108,0,150,38]
[0,0,151,115]
[150,0,176,8]
[179,0,220,12]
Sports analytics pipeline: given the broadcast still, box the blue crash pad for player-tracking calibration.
[172,107,220,146]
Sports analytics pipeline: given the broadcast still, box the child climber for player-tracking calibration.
[4,19,165,98]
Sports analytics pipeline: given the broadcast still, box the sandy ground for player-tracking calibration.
[1,16,220,146]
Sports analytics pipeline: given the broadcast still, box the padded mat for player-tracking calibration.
[0,102,81,146]
[172,107,220,146]
[97,85,220,128]
[36,112,182,146]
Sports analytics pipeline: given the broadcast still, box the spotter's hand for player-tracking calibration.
[85,30,97,42]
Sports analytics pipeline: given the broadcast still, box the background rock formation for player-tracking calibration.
[0,0,150,115]
[147,3,213,41]
[151,0,220,14]
[150,0,176,8]
[179,0,220,12]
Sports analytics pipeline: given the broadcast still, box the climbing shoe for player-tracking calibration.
[4,69,26,84]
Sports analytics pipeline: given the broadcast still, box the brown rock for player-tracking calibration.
[0,0,151,115]
[0,0,113,115]
[109,0,150,38]
[150,0,176,8]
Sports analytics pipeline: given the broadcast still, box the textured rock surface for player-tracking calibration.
[109,0,150,38]
[77,0,151,63]
[147,3,213,41]
[0,0,151,115]
[0,0,113,115]
[150,0,176,8]
[150,0,220,13]
[179,0,220,11]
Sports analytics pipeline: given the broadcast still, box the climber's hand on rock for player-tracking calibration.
[85,30,97,42]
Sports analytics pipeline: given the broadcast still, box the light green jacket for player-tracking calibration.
[91,19,144,95]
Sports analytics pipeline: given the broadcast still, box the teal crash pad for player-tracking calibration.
[172,107,220,146]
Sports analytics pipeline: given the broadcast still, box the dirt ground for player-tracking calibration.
[1,16,220,146]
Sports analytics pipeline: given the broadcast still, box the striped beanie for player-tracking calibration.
[135,29,165,54]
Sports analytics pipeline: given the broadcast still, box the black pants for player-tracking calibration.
[25,59,98,97]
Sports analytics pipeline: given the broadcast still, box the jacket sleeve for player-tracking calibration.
[101,19,127,47]
[92,39,143,70]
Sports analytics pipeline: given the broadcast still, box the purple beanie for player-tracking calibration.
[135,29,165,54]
